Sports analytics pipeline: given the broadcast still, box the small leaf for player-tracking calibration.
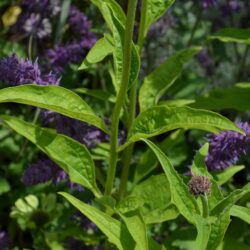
[59,192,136,250]
[230,205,250,224]
[134,130,186,184]
[0,178,10,195]
[207,212,231,250]
[143,0,175,38]
[195,216,211,250]
[192,84,250,111]
[211,183,250,216]
[119,210,149,250]
[141,139,199,224]
[131,174,179,224]
[74,88,116,103]
[212,165,245,186]
[209,28,250,44]
[78,35,114,70]
[91,0,140,92]
[1,116,101,197]
[0,85,108,133]
[139,47,201,111]
[120,106,244,150]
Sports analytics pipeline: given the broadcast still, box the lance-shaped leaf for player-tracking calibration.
[207,212,231,250]
[59,192,135,250]
[230,205,250,224]
[120,106,244,150]
[79,35,114,70]
[0,85,108,133]
[211,183,250,216]
[195,216,211,250]
[191,84,250,111]
[131,174,179,224]
[209,28,250,44]
[212,165,245,186]
[91,0,140,92]
[141,139,199,224]
[143,0,175,38]
[119,210,149,250]
[0,115,101,197]
[139,47,201,111]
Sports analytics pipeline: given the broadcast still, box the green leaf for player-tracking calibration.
[195,216,211,250]
[134,130,186,184]
[120,106,244,150]
[59,192,136,250]
[141,139,199,224]
[131,174,179,224]
[211,183,250,216]
[139,47,201,111]
[0,178,10,195]
[119,210,148,250]
[212,165,245,186]
[74,88,116,103]
[0,85,108,133]
[79,35,114,70]
[207,212,231,250]
[191,84,250,111]
[230,205,250,224]
[209,28,250,44]
[91,0,140,92]
[1,115,101,197]
[143,0,175,38]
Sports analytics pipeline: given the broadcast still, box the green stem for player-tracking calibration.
[200,195,209,218]
[28,35,33,60]
[105,0,138,196]
[118,0,147,198]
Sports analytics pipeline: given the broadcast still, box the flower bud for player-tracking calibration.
[188,176,211,196]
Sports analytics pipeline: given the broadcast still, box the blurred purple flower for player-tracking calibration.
[15,0,60,39]
[202,0,217,8]
[68,6,92,35]
[22,157,83,191]
[45,34,96,73]
[0,230,9,250]
[220,0,240,16]
[206,122,250,171]
[197,49,213,75]
[0,54,60,86]
[42,113,109,148]
[22,14,52,39]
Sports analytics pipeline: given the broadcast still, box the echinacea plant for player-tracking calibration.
[0,0,250,250]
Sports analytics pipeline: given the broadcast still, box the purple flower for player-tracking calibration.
[202,0,217,8]
[22,13,52,39]
[22,157,83,191]
[42,113,109,148]
[206,122,250,171]
[15,0,60,39]
[45,34,96,73]
[68,6,92,35]
[219,0,241,16]
[0,54,60,86]
[197,49,213,75]
[0,231,9,250]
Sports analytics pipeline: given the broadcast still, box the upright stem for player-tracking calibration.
[28,35,33,60]
[105,0,138,196]
[200,195,209,218]
[118,0,148,198]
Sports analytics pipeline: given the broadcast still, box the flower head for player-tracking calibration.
[206,122,250,171]
[22,157,83,191]
[188,176,211,196]
[0,54,60,86]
